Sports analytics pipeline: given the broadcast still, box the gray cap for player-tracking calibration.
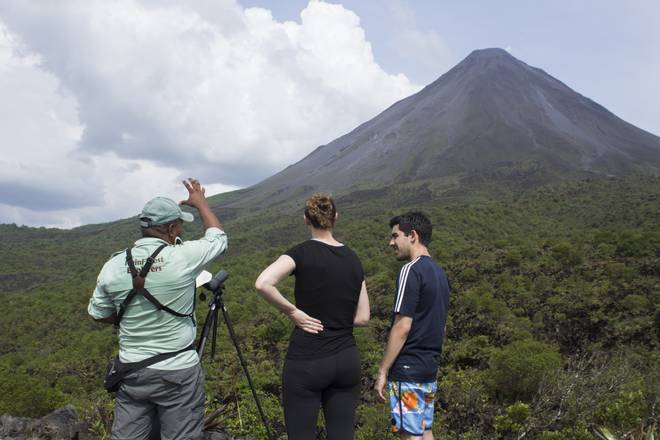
[139,197,194,228]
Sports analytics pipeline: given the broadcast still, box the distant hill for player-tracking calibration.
[222,48,660,209]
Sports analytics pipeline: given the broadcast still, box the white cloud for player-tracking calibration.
[384,0,453,82]
[0,153,239,228]
[0,0,418,227]
[0,22,96,211]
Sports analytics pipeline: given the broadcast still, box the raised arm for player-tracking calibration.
[255,255,323,334]
[180,178,222,230]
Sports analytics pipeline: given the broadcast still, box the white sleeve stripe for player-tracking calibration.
[394,257,420,312]
[394,265,410,312]
[395,261,412,311]
[395,257,420,312]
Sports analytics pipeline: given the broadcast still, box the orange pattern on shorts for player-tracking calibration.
[402,390,419,409]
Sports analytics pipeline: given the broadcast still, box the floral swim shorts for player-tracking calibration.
[388,381,437,436]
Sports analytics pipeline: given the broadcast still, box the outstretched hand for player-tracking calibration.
[287,309,323,334]
[180,178,206,208]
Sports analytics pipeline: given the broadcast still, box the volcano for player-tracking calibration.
[223,48,660,208]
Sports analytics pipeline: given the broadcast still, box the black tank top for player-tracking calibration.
[284,240,364,359]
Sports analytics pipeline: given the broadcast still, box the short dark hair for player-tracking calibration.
[389,212,432,246]
[140,219,180,237]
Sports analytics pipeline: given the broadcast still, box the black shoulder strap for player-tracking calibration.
[139,289,196,318]
[138,244,167,278]
[116,244,168,326]
[126,248,138,278]
[116,243,197,327]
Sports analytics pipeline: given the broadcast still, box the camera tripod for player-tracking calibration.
[197,270,275,440]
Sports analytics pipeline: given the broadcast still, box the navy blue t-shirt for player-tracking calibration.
[389,256,450,382]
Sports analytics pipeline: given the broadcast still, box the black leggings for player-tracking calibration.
[282,345,361,440]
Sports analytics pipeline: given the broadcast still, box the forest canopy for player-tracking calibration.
[0,174,658,439]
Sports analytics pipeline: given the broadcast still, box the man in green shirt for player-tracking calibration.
[88,178,227,440]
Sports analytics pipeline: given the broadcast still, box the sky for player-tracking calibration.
[1,0,658,228]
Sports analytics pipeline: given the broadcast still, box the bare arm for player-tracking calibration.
[255,255,323,334]
[353,281,370,326]
[374,314,413,401]
[180,178,222,230]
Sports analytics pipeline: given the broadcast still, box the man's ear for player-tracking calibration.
[409,229,419,244]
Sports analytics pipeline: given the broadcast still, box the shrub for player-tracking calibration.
[486,339,561,402]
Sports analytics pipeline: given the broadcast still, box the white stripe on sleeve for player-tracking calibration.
[394,257,420,313]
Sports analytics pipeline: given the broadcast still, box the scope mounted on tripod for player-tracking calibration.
[196,270,229,301]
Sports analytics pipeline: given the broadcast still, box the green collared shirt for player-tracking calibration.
[88,227,227,370]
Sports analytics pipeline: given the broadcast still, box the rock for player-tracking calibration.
[41,405,79,430]
[0,405,91,440]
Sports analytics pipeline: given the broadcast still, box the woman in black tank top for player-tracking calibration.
[255,193,370,440]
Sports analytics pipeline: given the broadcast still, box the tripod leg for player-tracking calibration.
[198,302,217,359]
[211,306,218,359]
[219,299,275,440]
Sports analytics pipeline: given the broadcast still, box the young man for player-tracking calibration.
[88,178,226,440]
[374,212,450,440]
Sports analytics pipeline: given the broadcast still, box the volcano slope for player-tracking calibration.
[218,48,660,210]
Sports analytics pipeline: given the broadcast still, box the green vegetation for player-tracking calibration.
[0,174,658,439]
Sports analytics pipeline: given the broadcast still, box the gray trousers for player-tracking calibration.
[112,363,205,440]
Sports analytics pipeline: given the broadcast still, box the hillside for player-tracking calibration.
[1,174,658,439]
